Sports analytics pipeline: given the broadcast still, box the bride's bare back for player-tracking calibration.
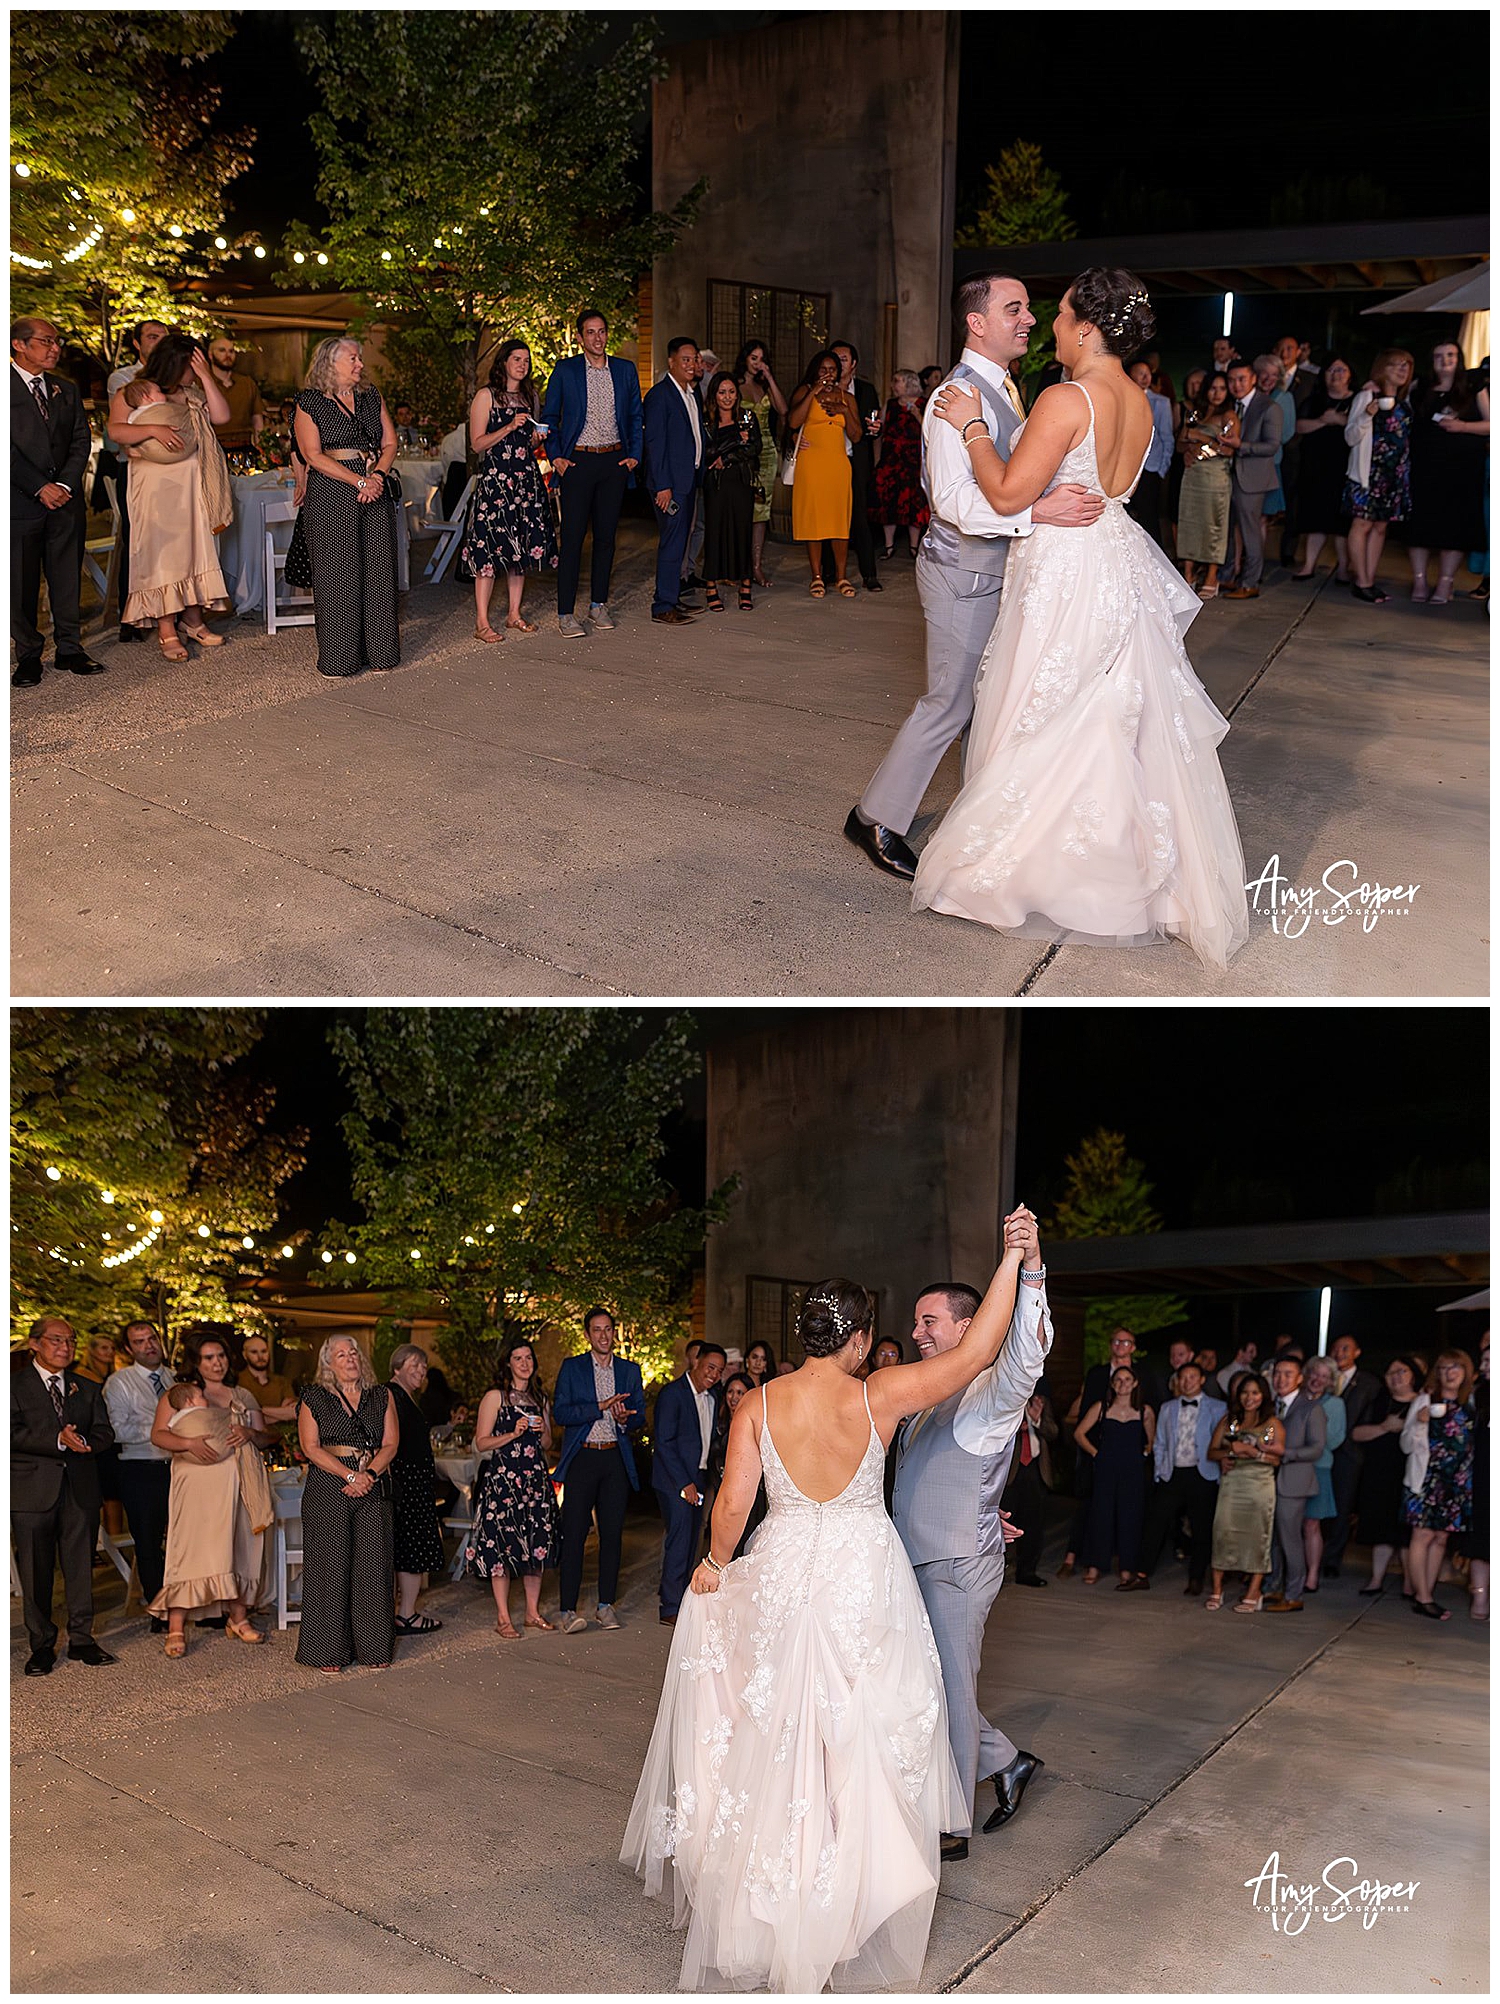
[1061,366,1156,498]
[752,1372,880,1501]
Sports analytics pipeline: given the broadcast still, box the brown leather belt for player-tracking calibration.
[574,442,622,455]
[583,1439,620,1450]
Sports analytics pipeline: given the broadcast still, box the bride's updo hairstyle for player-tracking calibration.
[1071,267,1156,359]
[797,1281,876,1359]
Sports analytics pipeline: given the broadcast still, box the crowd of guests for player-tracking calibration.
[1130,334,1490,605]
[1043,1324,1487,1622]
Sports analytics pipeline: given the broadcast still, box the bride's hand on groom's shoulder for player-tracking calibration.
[932,382,982,431]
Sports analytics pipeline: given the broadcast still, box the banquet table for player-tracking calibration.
[393,456,443,524]
[219,471,412,619]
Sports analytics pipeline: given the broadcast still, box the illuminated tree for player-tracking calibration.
[285,10,703,402]
[9,13,254,367]
[323,1009,734,1405]
[1046,1128,1188,1366]
[10,1010,306,1348]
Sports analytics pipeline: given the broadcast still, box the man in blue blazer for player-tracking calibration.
[651,1343,725,1624]
[1132,1361,1226,1594]
[539,309,644,638]
[641,334,705,624]
[552,1306,646,1632]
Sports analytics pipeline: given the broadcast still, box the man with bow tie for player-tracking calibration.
[10,318,105,686]
[10,1317,117,1674]
[1130,1361,1227,1595]
[889,1206,1052,1862]
[102,1320,176,1625]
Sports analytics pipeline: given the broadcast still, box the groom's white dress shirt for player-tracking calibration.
[921,348,1035,546]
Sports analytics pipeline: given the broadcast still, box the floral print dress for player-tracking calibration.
[1405,1400,1474,1534]
[467,1393,560,1579]
[458,391,559,579]
[1344,399,1412,523]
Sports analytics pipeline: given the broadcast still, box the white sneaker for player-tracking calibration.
[559,1610,588,1634]
[595,1604,622,1630]
[558,614,588,638]
[588,603,616,630]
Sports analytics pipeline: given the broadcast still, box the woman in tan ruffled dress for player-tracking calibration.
[149,1330,275,1657]
[108,333,234,661]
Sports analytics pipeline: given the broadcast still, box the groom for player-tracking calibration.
[891,1205,1053,1861]
[845,271,1104,878]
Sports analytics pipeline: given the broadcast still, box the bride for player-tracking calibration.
[622,1229,1029,1993]
[911,268,1250,974]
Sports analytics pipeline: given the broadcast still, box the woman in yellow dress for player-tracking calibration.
[787,348,863,596]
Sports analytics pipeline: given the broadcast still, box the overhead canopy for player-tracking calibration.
[956,216,1489,298]
[1437,1287,1490,1313]
[1042,1212,1488,1299]
[1363,261,1489,314]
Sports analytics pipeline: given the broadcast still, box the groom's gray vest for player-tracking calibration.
[919,362,1026,580]
[891,1388,1016,1567]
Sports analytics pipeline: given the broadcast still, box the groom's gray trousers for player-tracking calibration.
[859,553,1005,836]
[912,1552,1018,1835]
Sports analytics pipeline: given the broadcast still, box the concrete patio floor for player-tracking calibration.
[10,531,1488,999]
[11,1504,1487,1994]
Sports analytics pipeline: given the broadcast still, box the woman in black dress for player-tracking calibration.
[292,336,401,677]
[295,1335,397,1672]
[1463,1338,1488,1620]
[387,1344,445,1636]
[1350,1354,1424,1597]
[1404,342,1490,603]
[468,1337,560,1638]
[459,338,557,640]
[700,372,762,612]
[1075,1365,1156,1587]
[1290,357,1356,580]
[743,1340,775,1392]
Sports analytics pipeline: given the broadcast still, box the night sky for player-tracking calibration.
[212,12,1487,244]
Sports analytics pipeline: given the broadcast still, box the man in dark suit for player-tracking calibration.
[1264,1355,1326,1611]
[11,319,105,686]
[831,340,883,592]
[652,1342,726,1623]
[1002,1381,1058,1586]
[1221,358,1284,598]
[11,1317,118,1673]
[539,309,644,638]
[641,335,705,625]
[1323,1333,1382,1574]
[552,1307,647,1632]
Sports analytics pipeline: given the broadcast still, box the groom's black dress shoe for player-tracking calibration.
[24,1649,55,1676]
[67,1641,118,1666]
[57,650,107,674]
[843,807,918,880]
[939,1833,969,1862]
[983,1750,1043,1832]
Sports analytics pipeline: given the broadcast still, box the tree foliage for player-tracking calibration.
[323,1010,734,1406]
[286,11,703,406]
[1045,1128,1187,1367]
[958,140,1076,251]
[11,1010,306,1349]
[9,12,254,367]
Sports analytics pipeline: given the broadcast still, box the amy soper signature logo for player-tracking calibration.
[1245,1852,1420,1932]
[1245,856,1421,936]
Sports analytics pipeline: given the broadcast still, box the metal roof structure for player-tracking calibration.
[956,217,1489,299]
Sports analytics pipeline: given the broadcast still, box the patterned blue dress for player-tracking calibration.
[1344,400,1412,523]
[458,391,558,579]
[467,1393,560,1579]
[1405,1400,1475,1534]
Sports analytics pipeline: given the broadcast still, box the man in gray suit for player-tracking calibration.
[1221,358,1284,599]
[890,1204,1053,1861]
[1264,1355,1326,1611]
[844,272,1103,878]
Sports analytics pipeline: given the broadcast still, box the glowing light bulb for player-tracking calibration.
[45,1166,61,1181]
[485,1224,495,1235]
[168,224,183,238]
[120,208,136,223]
[242,1235,254,1249]
[282,1245,294,1258]
[321,1250,333,1264]
[213,236,226,250]
[344,1251,356,1265]
[101,1189,115,1204]
[197,1224,210,1238]
[316,252,328,265]
[253,245,266,259]
[512,1202,523,1215]
[293,251,305,264]
[149,1209,163,1224]
[380,250,392,261]
[14,163,31,178]
[410,1249,422,1262]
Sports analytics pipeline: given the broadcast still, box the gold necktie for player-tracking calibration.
[1003,374,1026,421]
[903,1406,937,1451]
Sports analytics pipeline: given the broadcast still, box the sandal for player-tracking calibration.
[474,623,504,644]
[738,582,753,611]
[753,571,771,588]
[524,1614,556,1631]
[1197,582,1219,600]
[836,577,857,598]
[1409,581,1430,603]
[705,584,724,612]
[164,1632,186,1658]
[1055,1558,1075,1578]
[226,1619,265,1644]
[495,1620,521,1641]
[1082,1568,1100,1586]
[1205,1593,1224,1611]
[809,578,825,597]
[1431,581,1457,606]
[505,616,538,633]
[158,631,189,662]
[394,1613,443,1634]
[1235,1596,1263,1613]
[180,621,225,647]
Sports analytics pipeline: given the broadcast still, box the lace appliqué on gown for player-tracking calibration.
[912,382,1250,972]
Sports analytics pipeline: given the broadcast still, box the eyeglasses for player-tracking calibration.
[23,335,61,349]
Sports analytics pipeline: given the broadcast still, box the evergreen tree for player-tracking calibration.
[958,140,1076,249]
[1046,1128,1187,1366]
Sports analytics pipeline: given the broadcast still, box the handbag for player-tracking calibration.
[780,425,804,488]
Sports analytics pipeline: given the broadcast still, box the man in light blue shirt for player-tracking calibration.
[1126,358,1175,549]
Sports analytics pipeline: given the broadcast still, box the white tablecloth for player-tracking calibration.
[219,471,411,618]
[394,456,443,523]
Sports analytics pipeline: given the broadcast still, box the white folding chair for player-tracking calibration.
[263,497,315,634]
[273,1480,304,1629]
[97,1526,143,1613]
[419,475,475,584]
[82,474,121,614]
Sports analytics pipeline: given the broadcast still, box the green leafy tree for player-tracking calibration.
[11,1010,307,1349]
[958,140,1077,393]
[286,11,704,406]
[324,1010,734,1407]
[9,13,254,367]
[1046,1128,1187,1367]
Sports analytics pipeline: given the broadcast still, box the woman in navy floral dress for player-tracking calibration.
[468,1337,560,1638]
[460,339,558,640]
[1403,1349,1476,1621]
[1343,347,1414,603]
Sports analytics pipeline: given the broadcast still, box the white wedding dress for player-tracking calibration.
[911,381,1250,972]
[622,1384,965,1993]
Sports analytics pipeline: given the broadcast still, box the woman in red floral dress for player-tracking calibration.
[872,369,930,558]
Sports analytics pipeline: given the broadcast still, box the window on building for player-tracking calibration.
[709,281,831,390]
[745,1275,877,1361]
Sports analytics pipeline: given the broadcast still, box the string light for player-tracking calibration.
[292,251,305,264]
[282,1245,294,1258]
[316,252,328,265]
[321,1250,333,1264]
[511,1202,523,1215]
[213,236,227,250]
[242,1235,254,1249]
[149,1209,163,1224]
[14,163,31,177]
[168,224,183,238]
[120,208,136,223]
[253,246,266,259]
[197,1225,210,1238]
[344,1251,356,1264]
[45,1167,61,1181]
[410,1249,422,1262]
[11,252,51,270]
[380,250,392,261]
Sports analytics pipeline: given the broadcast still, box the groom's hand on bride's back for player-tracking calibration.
[1032,483,1105,529]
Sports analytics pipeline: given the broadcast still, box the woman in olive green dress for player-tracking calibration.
[733,341,788,587]
[1207,1372,1284,1612]
[1176,371,1240,600]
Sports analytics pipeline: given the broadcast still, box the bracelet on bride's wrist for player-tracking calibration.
[703,1553,725,1576]
[960,417,987,443]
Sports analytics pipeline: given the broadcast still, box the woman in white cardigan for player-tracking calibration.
[1343,348,1415,604]
[1401,1350,1477,1621]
